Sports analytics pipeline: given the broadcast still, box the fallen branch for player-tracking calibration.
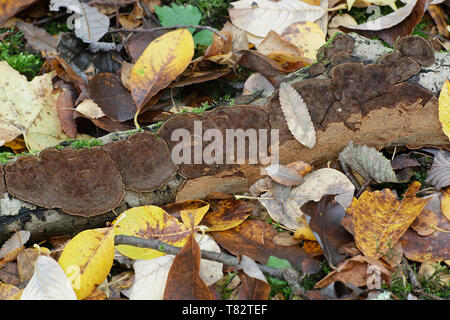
[108,25,228,41]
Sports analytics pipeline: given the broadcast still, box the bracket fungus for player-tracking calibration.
[102,131,177,192]
[394,35,435,67]
[158,105,271,181]
[4,147,125,216]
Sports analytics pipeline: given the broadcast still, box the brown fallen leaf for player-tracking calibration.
[212,219,320,274]
[238,256,270,300]
[314,255,392,289]
[301,194,354,266]
[237,49,288,87]
[427,4,450,38]
[411,209,439,236]
[87,73,137,122]
[55,81,78,139]
[164,233,213,300]
[399,206,450,262]
[202,199,251,232]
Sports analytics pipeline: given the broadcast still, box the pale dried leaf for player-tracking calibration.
[21,256,76,300]
[0,231,30,259]
[50,0,110,43]
[229,0,326,40]
[279,82,316,149]
[75,99,106,119]
[16,21,58,54]
[263,163,304,187]
[284,168,355,229]
[240,255,267,283]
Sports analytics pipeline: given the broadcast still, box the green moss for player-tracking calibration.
[40,16,70,35]
[0,28,43,80]
[0,151,16,164]
[57,138,103,150]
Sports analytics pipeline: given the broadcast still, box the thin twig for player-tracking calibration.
[355,178,373,198]
[114,235,287,280]
[108,25,228,41]
[339,160,361,190]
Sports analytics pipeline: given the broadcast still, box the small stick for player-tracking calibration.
[115,234,289,280]
[355,178,373,198]
[339,160,361,190]
[108,25,228,41]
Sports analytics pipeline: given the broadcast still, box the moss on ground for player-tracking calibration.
[0,28,43,80]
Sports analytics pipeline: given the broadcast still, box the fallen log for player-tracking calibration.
[0,33,448,245]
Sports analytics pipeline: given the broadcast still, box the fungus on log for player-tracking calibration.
[102,131,178,192]
[4,147,125,216]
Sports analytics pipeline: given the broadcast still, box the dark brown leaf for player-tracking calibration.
[87,73,137,122]
[164,233,213,300]
[212,219,320,274]
[301,194,353,266]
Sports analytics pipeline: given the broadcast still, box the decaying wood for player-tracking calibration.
[0,33,449,243]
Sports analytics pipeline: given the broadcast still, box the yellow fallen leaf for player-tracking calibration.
[347,182,430,258]
[58,227,115,300]
[293,224,317,241]
[131,29,194,124]
[438,79,450,141]
[282,21,325,61]
[180,203,210,229]
[114,205,191,260]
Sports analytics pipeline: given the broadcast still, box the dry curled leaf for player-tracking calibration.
[279,82,316,149]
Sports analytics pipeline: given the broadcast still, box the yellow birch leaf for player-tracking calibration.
[113,205,191,260]
[347,182,430,258]
[438,79,450,141]
[180,203,210,229]
[130,29,194,119]
[58,227,115,300]
[281,21,325,61]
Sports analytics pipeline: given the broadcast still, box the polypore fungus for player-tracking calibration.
[102,131,177,192]
[394,35,435,67]
[5,147,125,216]
[157,106,270,179]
